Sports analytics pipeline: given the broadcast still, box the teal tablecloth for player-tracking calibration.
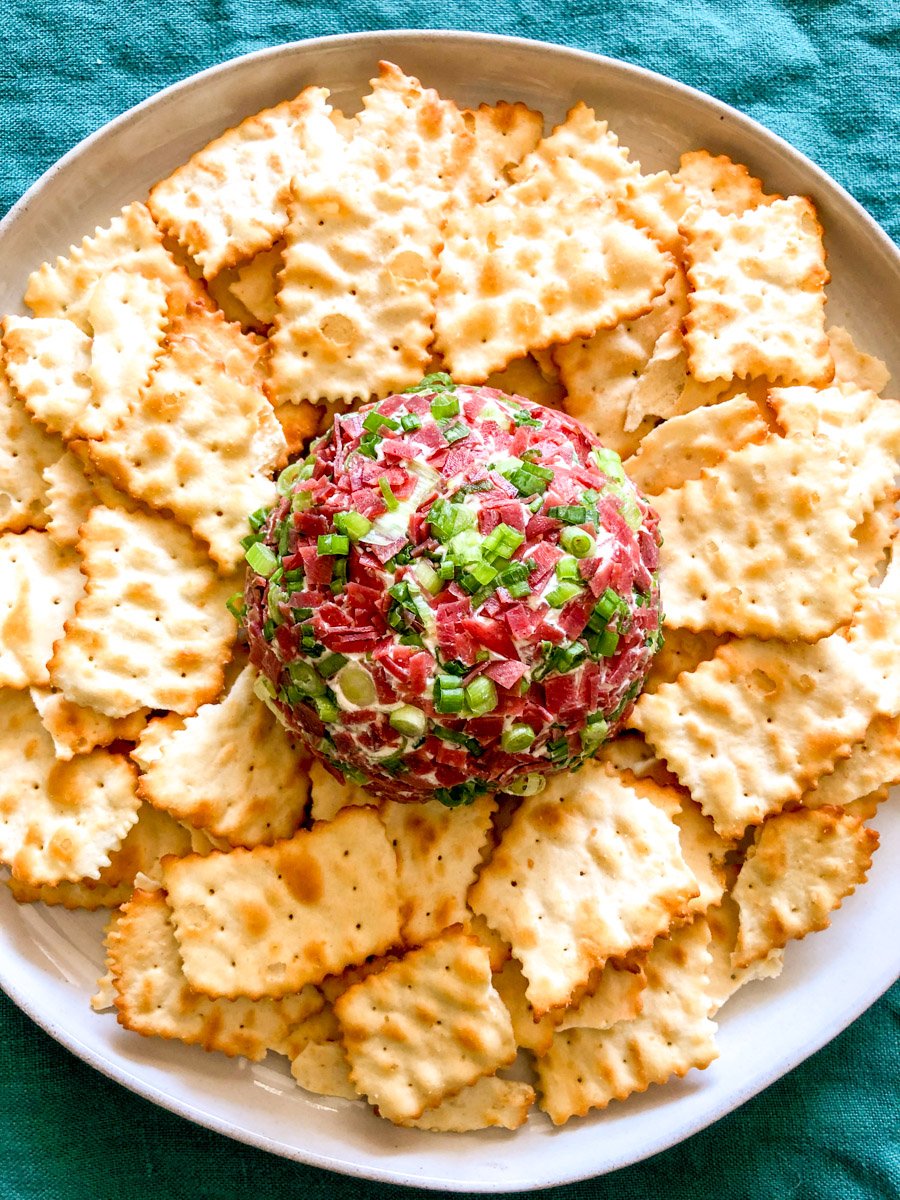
[1,3,898,1198]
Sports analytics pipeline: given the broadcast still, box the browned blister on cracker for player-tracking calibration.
[88,305,285,573]
[0,358,61,533]
[469,761,698,1015]
[49,505,236,717]
[2,315,94,439]
[29,687,148,761]
[461,101,544,202]
[631,635,878,838]
[137,663,310,847]
[0,530,83,688]
[732,807,878,969]
[682,196,832,385]
[535,919,718,1125]
[380,795,496,948]
[675,150,780,217]
[25,202,205,330]
[149,87,343,278]
[162,806,399,1000]
[652,433,865,638]
[0,689,141,884]
[108,889,323,1059]
[334,928,516,1123]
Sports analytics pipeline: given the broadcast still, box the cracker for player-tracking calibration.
[0,359,61,533]
[309,758,377,823]
[272,398,320,457]
[463,914,512,973]
[49,505,236,717]
[41,447,99,546]
[398,1076,534,1132]
[595,731,680,789]
[675,150,779,216]
[461,102,544,202]
[552,956,647,1033]
[162,806,400,999]
[509,101,639,197]
[0,530,83,688]
[469,761,698,1015]
[672,797,730,915]
[7,801,193,909]
[435,187,674,382]
[619,169,692,256]
[852,490,897,582]
[228,245,283,326]
[682,196,832,385]
[380,795,496,947]
[334,928,516,1123]
[88,305,285,572]
[641,627,732,694]
[624,393,769,495]
[492,956,563,1056]
[0,689,141,884]
[25,202,205,331]
[554,269,691,455]
[131,713,187,771]
[732,807,878,969]
[108,889,323,1060]
[29,687,147,760]
[828,325,890,395]
[536,918,717,1125]
[148,87,343,277]
[801,716,900,811]
[651,433,865,638]
[631,634,878,838]
[137,664,310,847]
[484,355,566,410]
[2,315,94,439]
[77,268,169,439]
[705,895,784,1013]
[290,1040,358,1099]
[269,178,441,404]
[846,554,900,719]
[767,385,900,525]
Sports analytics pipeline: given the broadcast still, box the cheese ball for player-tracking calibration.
[243,376,663,806]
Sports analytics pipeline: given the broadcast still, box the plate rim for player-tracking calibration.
[1,27,899,1192]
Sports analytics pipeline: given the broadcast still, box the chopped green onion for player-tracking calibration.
[498,561,532,586]
[447,529,483,566]
[545,581,583,607]
[334,510,372,541]
[430,394,460,420]
[645,627,665,654]
[434,779,489,808]
[504,462,554,497]
[581,716,609,752]
[363,410,399,433]
[278,520,292,556]
[276,461,306,494]
[248,507,270,532]
[245,542,278,577]
[267,584,286,621]
[548,505,587,524]
[317,533,350,556]
[482,523,525,561]
[225,592,246,620]
[428,498,476,542]
[504,772,546,796]
[547,737,570,762]
[593,447,626,481]
[529,495,544,514]
[405,371,455,394]
[313,696,340,723]
[441,420,470,444]
[336,663,377,707]
[596,628,620,657]
[379,479,399,511]
[506,580,532,598]
[400,412,422,432]
[440,659,469,677]
[292,606,313,620]
[287,661,325,696]
[291,487,313,512]
[561,527,595,558]
[501,724,536,753]
[317,653,348,679]
[460,560,498,594]
[389,704,427,739]
[555,555,580,581]
[438,560,456,581]
[434,675,465,714]
[464,675,498,716]
[253,674,276,702]
[414,559,443,595]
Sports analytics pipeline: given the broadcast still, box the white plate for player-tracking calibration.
[1,30,898,1193]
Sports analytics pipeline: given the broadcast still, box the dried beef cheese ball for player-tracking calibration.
[243,375,663,806]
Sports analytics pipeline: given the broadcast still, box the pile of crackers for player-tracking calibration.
[0,60,897,1133]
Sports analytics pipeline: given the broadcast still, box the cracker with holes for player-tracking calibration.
[227,245,283,327]
[49,505,236,717]
[380,794,496,947]
[682,195,832,385]
[0,359,61,533]
[549,956,646,1035]
[675,150,779,216]
[398,1076,535,1132]
[2,315,94,439]
[461,101,544,202]
[469,761,698,1015]
[706,895,784,1014]
[137,663,310,847]
[536,918,718,1124]
[88,305,285,572]
[334,927,516,1123]
[25,202,205,330]
[162,806,400,999]
[7,802,193,909]
[641,627,731,694]
[108,888,323,1059]
[149,87,345,278]
[492,956,564,1056]
[0,530,83,688]
[631,634,879,838]
[0,689,141,884]
[801,715,900,812]
[732,807,878,969]
[652,433,867,638]
[30,687,148,761]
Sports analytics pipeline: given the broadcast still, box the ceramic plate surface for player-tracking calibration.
[1,29,898,1193]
